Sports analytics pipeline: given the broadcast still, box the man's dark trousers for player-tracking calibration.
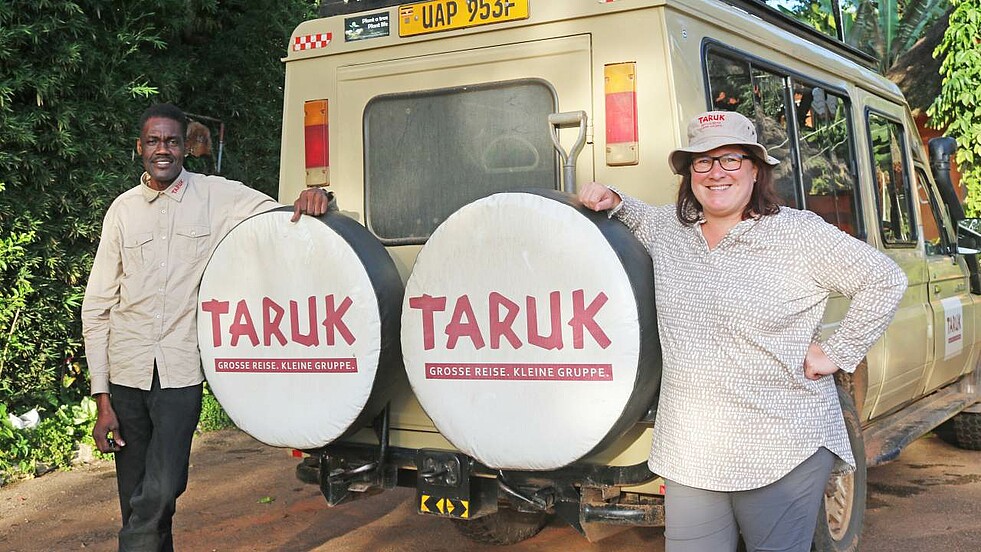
[110,369,202,552]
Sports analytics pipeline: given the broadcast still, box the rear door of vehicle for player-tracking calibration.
[334,34,593,248]
[333,32,593,429]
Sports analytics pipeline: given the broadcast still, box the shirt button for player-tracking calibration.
[161,209,166,214]
[161,235,167,240]
[156,314,162,319]
[190,230,196,236]
[158,287,164,293]
[160,262,165,267]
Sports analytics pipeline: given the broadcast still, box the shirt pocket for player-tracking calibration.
[122,232,154,275]
[175,224,212,263]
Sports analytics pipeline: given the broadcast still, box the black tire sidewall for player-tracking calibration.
[952,411,981,450]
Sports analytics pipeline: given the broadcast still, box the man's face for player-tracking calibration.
[137,117,186,190]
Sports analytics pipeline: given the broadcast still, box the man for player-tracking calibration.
[81,103,331,551]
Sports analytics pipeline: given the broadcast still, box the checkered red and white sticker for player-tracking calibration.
[293,32,332,51]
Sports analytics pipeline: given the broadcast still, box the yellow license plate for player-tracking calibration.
[399,0,529,37]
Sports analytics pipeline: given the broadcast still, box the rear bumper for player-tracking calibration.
[299,440,663,529]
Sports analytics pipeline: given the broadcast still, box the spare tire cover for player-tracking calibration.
[401,190,660,470]
[198,208,404,449]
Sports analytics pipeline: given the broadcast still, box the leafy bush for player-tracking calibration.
[0,0,316,479]
[928,0,981,215]
[1,390,233,484]
[198,385,235,433]
[0,396,101,484]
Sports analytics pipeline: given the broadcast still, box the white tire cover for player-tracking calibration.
[198,209,404,449]
[402,190,660,470]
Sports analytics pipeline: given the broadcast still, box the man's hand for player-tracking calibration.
[93,393,124,453]
[804,342,840,380]
[578,182,622,212]
[291,187,332,222]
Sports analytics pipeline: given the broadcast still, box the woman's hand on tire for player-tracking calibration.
[578,182,621,212]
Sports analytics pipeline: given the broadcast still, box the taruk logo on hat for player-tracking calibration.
[690,111,758,142]
[696,112,729,127]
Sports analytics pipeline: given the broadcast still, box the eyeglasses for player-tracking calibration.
[690,154,752,173]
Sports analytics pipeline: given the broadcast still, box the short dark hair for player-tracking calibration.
[675,151,781,225]
[139,103,188,136]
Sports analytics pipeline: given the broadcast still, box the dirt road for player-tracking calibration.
[2,428,980,551]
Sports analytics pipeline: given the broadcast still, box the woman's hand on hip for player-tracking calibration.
[578,182,622,212]
[804,342,840,380]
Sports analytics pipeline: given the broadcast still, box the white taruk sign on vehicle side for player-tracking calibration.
[942,296,964,360]
[401,191,660,471]
[198,209,403,450]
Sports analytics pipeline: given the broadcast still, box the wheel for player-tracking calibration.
[936,411,981,450]
[295,455,320,485]
[450,507,548,545]
[812,386,866,552]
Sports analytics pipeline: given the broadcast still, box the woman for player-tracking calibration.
[578,111,906,552]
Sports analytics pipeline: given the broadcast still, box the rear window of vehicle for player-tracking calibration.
[364,79,559,245]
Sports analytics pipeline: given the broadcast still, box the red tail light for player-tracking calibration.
[304,100,330,187]
[605,63,639,166]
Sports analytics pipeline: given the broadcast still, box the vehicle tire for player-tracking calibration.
[450,507,549,545]
[936,411,981,450]
[812,386,866,552]
[295,455,320,485]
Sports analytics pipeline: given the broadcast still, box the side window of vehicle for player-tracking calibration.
[706,52,798,208]
[795,81,859,236]
[705,47,860,236]
[915,167,952,256]
[867,113,917,246]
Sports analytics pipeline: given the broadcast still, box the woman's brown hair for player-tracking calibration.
[675,150,781,225]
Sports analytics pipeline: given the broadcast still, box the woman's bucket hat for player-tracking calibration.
[668,111,780,175]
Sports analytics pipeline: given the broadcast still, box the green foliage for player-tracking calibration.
[847,0,948,73]
[0,0,316,477]
[928,0,981,215]
[2,388,232,483]
[198,384,235,432]
[774,0,948,73]
[0,206,35,399]
[774,0,842,34]
[0,396,101,483]
[0,0,315,409]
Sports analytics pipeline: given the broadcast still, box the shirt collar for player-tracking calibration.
[140,169,190,203]
[693,215,763,251]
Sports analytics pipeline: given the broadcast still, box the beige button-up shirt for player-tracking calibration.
[82,170,278,395]
[612,195,906,491]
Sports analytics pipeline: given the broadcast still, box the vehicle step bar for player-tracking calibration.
[863,386,977,466]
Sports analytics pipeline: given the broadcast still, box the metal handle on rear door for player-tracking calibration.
[549,111,588,193]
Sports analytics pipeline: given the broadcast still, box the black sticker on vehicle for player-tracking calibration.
[345,12,390,42]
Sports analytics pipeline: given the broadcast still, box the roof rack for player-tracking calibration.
[317,0,879,70]
[722,0,877,70]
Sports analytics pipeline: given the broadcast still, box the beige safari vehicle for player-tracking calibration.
[261,0,981,549]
